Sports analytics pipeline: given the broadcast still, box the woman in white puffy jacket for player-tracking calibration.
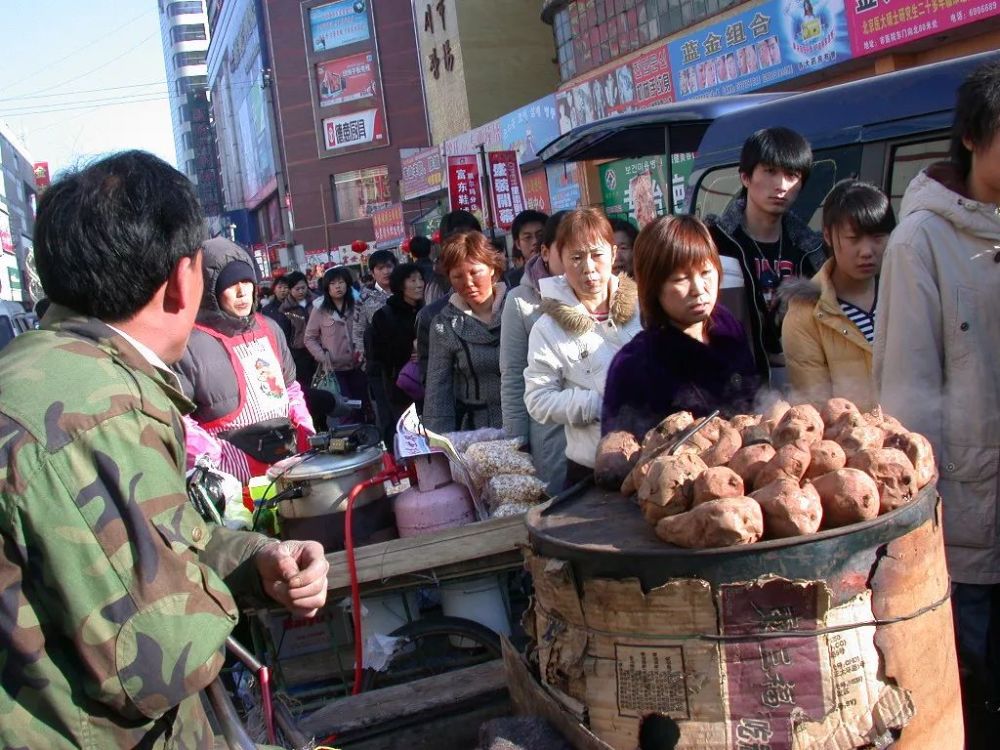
[524,208,641,488]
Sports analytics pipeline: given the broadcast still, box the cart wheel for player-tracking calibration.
[360,615,502,692]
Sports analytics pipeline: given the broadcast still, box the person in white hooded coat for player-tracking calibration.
[874,59,1000,730]
[524,209,641,488]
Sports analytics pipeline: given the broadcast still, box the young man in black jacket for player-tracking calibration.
[706,127,824,388]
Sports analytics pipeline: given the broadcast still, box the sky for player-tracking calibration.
[0,0,178,178]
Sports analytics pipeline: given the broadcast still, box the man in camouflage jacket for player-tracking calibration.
[0,151,329,749]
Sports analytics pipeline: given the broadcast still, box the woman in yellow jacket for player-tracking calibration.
[780,180,895,411]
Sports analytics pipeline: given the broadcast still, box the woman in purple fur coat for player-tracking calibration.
[602,215,760,440]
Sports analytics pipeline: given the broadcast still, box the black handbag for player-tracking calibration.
[219,418,296,464]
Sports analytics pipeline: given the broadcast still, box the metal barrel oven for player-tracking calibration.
[523,482,962,749]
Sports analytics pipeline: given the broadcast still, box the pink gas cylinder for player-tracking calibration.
[394,453,475,537]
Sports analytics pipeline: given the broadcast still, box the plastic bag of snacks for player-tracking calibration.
[483,474,547,515]
[465,440,536,484]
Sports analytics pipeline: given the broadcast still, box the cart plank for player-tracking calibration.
[325,515,527,592]
[298,658,506,735]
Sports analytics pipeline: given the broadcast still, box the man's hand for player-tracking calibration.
[255,540,329,618]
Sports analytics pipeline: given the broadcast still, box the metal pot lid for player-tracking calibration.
[267,446,384,482]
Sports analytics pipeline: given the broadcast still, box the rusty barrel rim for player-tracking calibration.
[525,481,940,593]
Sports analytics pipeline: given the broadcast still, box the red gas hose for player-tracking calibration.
[344,452,414,694]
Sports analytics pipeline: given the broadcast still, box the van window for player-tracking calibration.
[691,146,862,230]
[0,317,15,351]
[888,138,950,216]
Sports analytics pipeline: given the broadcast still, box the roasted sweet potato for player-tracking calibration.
[692,466,745,506]
[823,406,867,441]
[740,423,773,446]
[655,496,764,548]
[763,398,792,425]
[730,414,762,432]
[772,404,824,448]
[755,443,812,487]
[641,411,695,458]
[847,448,919,513]
[820,398,861,430]
[638,453,707,524]
[750,478,823,537]
[836,424,885,459]
[810,468,880,527]
[883,432,936,489]
[701,423,743,467]
[804,440,847,480]
[728,443,777,489]
[594,431,641,490]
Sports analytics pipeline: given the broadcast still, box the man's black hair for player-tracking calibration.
[409,235,432,260]
[367,248,397,272]
[283,270,307,290]
[511,209,548,242]
[541,210,570,249]
[34,150,205,321]
[272,276,289,288]
[609,217,639,244]
[440,209,482,239]
[389,262,423,296]
[738,127,813,185]
[822,179,896,238]
[950,59,1000,180]
[320,266,356,313]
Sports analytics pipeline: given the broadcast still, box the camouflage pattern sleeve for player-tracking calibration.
[0,318,259,748]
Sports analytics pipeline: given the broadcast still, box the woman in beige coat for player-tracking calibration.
[781,180,894,410]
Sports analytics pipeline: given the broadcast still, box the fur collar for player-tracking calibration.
[709,196,825,260]
[539,274,638,335]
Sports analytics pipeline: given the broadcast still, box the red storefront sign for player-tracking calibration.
[446,155,483,217]
[316,51,377,108]
[371,202,405,244]
[630,44,674,109]
[487,150,526,231]
[522,169,551,213]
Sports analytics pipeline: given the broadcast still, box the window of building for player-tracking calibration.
[331,166,391,223]
[171,23,207,43]
[177,75,207,96]
[174,50,206,70]
[554,0,735,81]
[168,1,203,17]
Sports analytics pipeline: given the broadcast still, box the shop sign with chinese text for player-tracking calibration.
[371,203,406,245]
[669,0,852,100]
[844,0,1000,56]
[446,155,484,221]
[522,169,552,213]
[600,156,670,229]
[499,94,560,164]
[487,151,526,231]
[322,107,385,152]
[316,51,377,108]
[401,146,444,200]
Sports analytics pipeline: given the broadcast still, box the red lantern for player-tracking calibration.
[400,238,411,255]
[431,229,441,244]
[351,239,367,254]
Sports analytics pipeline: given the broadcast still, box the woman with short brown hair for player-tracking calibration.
[524,208,641,486]
[602,215,758,440]
[422,231,509,432]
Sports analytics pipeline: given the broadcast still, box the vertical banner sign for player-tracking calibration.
[670,0,852,100]
[487,151,526,232]
[371,203,405,245]
[0,211,14,254]
[446,155,484,222]
[845,0,1000,56]
[33,162,51,190]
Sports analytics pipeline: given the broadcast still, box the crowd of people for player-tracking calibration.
[1,56,998,747]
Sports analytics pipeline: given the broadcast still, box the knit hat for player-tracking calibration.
[215,259,256,299]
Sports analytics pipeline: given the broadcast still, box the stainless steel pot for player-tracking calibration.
[267,447,385,520]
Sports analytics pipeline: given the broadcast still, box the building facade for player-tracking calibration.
[157,0,223,222]
[0,123,38,304]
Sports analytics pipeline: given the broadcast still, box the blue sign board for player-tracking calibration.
[499,94,561,165]
[309,0,370,53]
[669,0,853,100]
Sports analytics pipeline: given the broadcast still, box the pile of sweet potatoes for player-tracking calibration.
[594,398,936,549]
